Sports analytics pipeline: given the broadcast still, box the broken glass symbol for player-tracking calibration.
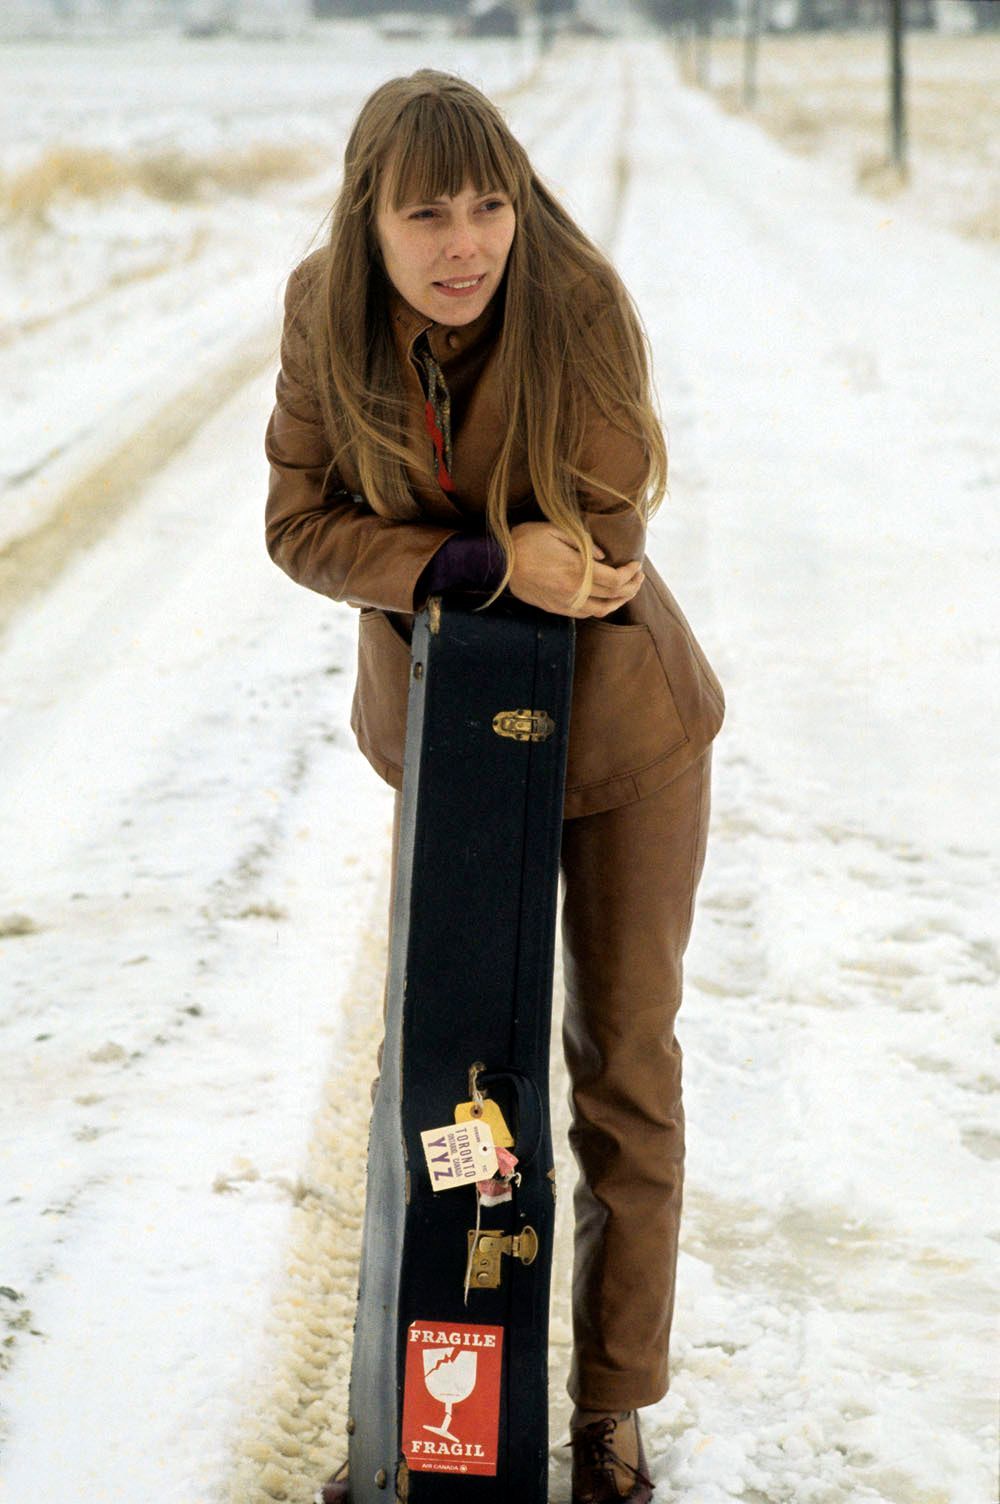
[421,1347,478,1442]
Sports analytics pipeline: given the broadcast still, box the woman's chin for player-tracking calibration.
[425,282,493,325]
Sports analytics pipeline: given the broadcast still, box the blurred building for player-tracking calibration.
[644,0,999,29]
[3,0,996,37]
[0,0,312,38]
[180,0,312,35]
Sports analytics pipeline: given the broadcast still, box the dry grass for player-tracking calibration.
[960,199,1000,240]
[0,140,329,225]
[676,30,1000,241]
[0,913,40,938]
[855,151,910,196]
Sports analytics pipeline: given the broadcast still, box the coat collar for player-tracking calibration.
[387,284,503,370]
[382,282,514,522]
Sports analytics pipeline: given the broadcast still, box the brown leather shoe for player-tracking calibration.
[569,1411,654,1503]
[319,1457,348,1504]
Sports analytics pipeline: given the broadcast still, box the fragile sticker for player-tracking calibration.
[420,1120,498,1190]
[401,1320,504,1475]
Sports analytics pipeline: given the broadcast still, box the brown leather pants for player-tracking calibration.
[373,746,712,1413]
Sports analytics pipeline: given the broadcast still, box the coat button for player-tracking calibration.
[446,331,460,350]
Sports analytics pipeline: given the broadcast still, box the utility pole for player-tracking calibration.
[674,7,693,79]
[694,0,712,89]
[536,0,558,53]
[742,0,762,110]
[888,0,907,171]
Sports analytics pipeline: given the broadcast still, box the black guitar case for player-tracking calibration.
[346,595,575,1503]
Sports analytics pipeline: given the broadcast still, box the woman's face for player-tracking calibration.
[375,176,516,327]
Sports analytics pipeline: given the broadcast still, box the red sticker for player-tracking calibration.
[401,1320,504,1475]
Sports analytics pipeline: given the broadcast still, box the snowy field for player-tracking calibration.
[1,20,998,1504]
[682,27,1000,244]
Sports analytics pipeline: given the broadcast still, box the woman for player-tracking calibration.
[264,69,724,1504]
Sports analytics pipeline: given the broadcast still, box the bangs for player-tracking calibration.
[381,95,522,210]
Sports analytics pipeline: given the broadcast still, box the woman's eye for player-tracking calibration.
[481,199,506,213]
[408,208,437,221]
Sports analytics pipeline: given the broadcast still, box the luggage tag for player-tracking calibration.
[420,1120,498,1191]
[454,1097,515,1149]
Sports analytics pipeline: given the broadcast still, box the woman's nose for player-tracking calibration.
[444,219,478,259]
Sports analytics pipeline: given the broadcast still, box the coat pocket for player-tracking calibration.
[566,619,688,792]
[351,608,412,778]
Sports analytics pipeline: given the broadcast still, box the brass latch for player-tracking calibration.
[492,709,555,743]
[467,1226,539,1288]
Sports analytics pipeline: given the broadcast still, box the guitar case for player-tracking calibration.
[346,594,575,1503]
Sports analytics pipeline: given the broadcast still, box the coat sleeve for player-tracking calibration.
[569,292,652,570]
[574,409,649,569]
[264,265,461,613]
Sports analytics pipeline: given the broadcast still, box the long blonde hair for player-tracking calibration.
[301,69,667,608]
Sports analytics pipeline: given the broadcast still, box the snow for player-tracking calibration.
[1,21,997,1504]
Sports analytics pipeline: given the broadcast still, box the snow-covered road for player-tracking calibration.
[1,27,996,1504]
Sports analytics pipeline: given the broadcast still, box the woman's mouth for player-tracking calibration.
[433,274,487,297]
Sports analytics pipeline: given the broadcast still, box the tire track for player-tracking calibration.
[0,326,277,643]
[222,865,389,1504]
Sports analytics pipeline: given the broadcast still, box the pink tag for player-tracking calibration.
[476,1146,519,1206]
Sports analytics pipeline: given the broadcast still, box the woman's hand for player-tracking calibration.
[508,521,644,618]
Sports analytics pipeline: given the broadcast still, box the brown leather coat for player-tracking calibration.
[264,250,725,818]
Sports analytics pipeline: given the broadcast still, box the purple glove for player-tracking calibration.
[417,533,507,601]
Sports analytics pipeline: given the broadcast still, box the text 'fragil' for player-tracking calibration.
[409,1440,487,1457]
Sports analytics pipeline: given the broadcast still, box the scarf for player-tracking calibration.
[413,335,455,493]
